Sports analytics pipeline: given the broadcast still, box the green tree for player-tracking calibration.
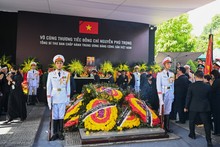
[202,14,220,35]
[155,14,196,54]
[214,29,220,48]
[186,59,197,73]
[196,14,220,51]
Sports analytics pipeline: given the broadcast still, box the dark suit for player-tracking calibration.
[174,74,189,123]
[140,73,147,100]
[211,78,220,134]
[117,75,128,90]
[185,81,212,143]
[129,74,135,90]
[107,76,114,84]
[93,74,100,84]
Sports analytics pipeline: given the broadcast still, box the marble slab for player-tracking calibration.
[79,127,169,144]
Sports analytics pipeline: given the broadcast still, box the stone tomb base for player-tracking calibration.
[79,127,169,144]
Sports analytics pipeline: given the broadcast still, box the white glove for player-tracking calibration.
[47,97,52,110]
[158,94,164,106]
[158,94,164,115]
[48,103,52,110]
[66,99,70,106]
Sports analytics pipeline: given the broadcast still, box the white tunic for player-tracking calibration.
[47,69,70,104]
[27,69,39,87]
[156,69,174,114]
[133,72,141,87]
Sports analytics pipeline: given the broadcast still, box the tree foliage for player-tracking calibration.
[155,14,196,54]
[196,14,220,51]
[186,60,197,73]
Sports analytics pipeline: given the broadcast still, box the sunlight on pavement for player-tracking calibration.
[0,126,13,135]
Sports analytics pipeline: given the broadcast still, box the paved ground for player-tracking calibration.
[1,105,220,147]
[0,104,45,147]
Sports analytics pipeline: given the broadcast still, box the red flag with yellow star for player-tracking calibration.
[79,21,98,34]
[204,34,213,75]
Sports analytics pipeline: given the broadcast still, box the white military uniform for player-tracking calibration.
[156,69,174,115]
[47,69,70,119]
[47,54,70,140]
[133,71,140,93]
[27,69,39,95]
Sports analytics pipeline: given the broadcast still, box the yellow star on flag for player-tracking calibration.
[86,25,92,31]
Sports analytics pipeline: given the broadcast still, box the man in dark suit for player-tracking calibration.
[117,70,128,90]
[184,70,212,147]
[106,72,114,84]
[92,70,100,84]
[174,67,189,124]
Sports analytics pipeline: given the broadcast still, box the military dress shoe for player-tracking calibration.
[212,132,220,136]
[165,128,173,133]
[50,134,59,141]
[207,141,213,147]
[58,133,64,140]
[3,119,13,124]
[175,121,185,124]
[188,134,196,139]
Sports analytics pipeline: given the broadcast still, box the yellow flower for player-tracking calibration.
[87,88,91,93]
[117,126,123,131]
[86,131,90,135]
[84,98,118,132]
[64,101,82,121]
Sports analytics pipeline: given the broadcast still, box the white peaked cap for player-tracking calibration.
[162,57,172,65]
[53,54,65,63]
[30,62,37,66]
[134,65,140,69]
[215,61,220,67]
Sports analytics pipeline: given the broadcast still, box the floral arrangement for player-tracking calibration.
[117,111,140,131]
[0,55,11,69]
[125,94,147,123]
[125,93,160,126]
[84,98,118,131]
[20,57,38,73]
[96,86,123,102]
[64,83,161,133]
[64,100,83,121]
[100,61,114,74]
[116,63,129,71]
[150,64,162,73]
[67,59,84,75]
[139,63,147,71]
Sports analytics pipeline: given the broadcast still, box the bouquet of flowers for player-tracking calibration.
[116,63,129,71]
[67,59,84,75]
[100,61,114,74]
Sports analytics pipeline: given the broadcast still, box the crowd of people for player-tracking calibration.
[0,56,220,146]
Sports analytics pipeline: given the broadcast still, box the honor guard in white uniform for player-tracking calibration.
[27,62,39,105]
[133,65,141,93]
[47,54,70,141]
[156,57,174,133]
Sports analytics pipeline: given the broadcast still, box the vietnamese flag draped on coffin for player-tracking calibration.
[79,21,99,34]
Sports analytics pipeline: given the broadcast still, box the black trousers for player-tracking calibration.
[189,111,211,142]
[175,102,185,122]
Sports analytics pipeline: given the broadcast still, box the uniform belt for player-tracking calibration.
[162,86,171,89]
[53,88,65,91]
